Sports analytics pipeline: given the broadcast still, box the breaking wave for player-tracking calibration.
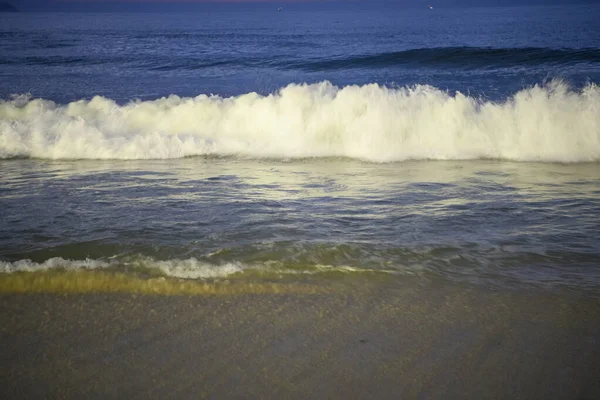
[1,80,599,162]
[0,256,390,280]
[0,257,243,279]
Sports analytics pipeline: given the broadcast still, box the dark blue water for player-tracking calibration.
[1,5,599,102]
[1,5,599,293]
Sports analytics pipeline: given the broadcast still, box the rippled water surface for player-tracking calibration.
[2,158,599,290]
[1,5,600,101]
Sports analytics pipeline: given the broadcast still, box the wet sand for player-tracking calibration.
[1,280,599,399]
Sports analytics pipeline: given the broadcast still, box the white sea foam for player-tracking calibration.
[0,257,398,278]
[0,257,243,279]
[146,259,243,279]
[0,258,109,273]
[1,81,599,162]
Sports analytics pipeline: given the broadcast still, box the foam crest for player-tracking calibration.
[0,258,108,273]
[0,257,243,279]
[1,81,599,162]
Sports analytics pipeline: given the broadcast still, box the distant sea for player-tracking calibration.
[1,5,599,294]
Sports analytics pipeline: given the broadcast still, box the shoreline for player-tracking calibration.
[1,279,599,399]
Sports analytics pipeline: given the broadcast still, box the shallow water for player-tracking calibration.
[1,158,599,291]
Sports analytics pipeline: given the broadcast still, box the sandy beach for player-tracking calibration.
[1,278,599,399]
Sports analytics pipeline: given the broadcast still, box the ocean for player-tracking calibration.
[1,4,600,295]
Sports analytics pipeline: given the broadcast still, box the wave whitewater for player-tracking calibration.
[1,81,599,162]
[0,257,387,279]
[0,257,244,279]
